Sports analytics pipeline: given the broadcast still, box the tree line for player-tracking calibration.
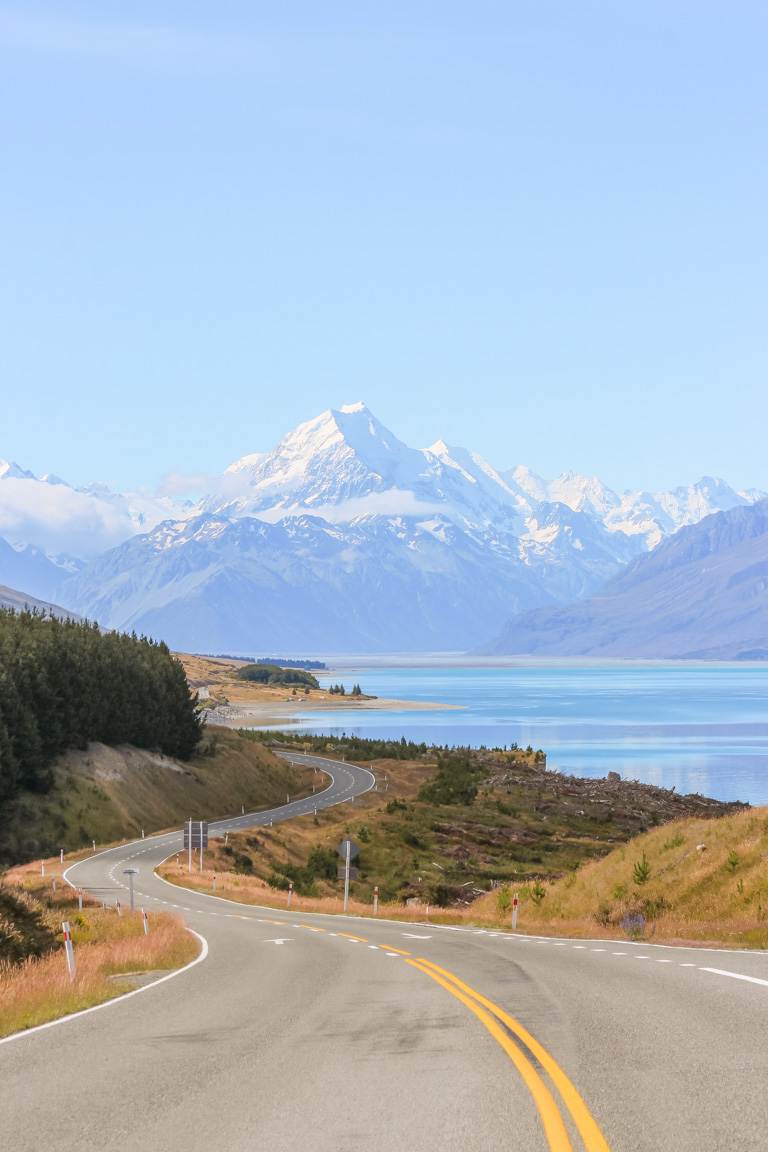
[0,610,203,804]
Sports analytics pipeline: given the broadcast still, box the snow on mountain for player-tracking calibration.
[500,465,764,551]
[62,512,553,653]
[6,406,766,653]
[0,463,189,559]
[481,499,768,659]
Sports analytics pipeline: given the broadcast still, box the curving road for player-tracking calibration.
[2,752,767,1152]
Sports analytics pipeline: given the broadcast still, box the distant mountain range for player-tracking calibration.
[482,499,768,659]
[1,403,765,652]
[0,583,81,621]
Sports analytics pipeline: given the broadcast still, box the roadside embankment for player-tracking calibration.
[0,727,312,867]
[0,859,198,1039]
[472,805,768,949]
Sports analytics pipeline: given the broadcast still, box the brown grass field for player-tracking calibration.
[0,862,198,1039]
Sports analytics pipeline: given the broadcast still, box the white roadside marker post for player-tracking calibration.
[512,894,519,931]
[224,831,229,846]
[188,817,193,873]
[199,821,204,872]
[62,921,76,980]
[241,805,245,815]
[116,900,122,916]
[78,889,83,911]
[373,886,379,916]
[141,828,145,839]
[41,861,45,877]
[287,881,293,909]
[52,878,57,893]
[142,908,149,935]
[60,848,64,864]
[92,840,96,853]
[343,840,351,913]
[212,875,217,892]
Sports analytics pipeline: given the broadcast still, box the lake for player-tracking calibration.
[259,660,768,805]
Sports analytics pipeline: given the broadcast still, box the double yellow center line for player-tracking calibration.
[406,957,611,1152]
[288,923,609,1151]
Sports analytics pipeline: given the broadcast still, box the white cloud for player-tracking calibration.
[0,477,175,558]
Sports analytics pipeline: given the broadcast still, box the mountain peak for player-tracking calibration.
[0,460,36,481]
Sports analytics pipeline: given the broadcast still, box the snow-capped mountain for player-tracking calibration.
[503,466,765,550]
[0,460,189,559]
[62,512,555,652]
[4,405,765,652]
[482,499,768,659]
[205,402,528,531]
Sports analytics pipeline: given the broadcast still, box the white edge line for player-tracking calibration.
[699,967,768,988]
[0,930,208,1047]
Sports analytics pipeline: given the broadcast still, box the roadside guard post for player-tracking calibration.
[142,908,149,935]
[287,881,293,909]
[373,885,379,915]
[62,921,76,980]
[512,893,519,931]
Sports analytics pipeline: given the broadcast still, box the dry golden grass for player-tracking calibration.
[0,876,198,1038]
[159,860,506,928]
[473,805,768,948]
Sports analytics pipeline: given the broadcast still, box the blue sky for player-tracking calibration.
[1,2,766,494]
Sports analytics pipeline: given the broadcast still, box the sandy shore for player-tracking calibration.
[176,651,460,729]
[208,693,460,728]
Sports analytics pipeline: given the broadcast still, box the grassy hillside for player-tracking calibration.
[163,736,741,908]
[473,806,768,948]
[0,727,312,867]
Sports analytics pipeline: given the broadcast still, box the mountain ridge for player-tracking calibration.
[481,499,768,659]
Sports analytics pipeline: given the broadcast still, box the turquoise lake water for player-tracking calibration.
[260,661,768,804]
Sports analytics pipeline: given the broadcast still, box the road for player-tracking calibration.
[2,751,767,1151]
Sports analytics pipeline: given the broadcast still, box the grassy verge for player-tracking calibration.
[0,864,198,1038]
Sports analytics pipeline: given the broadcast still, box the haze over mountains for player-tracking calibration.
[484,499,768,660]
[1,403,765,653]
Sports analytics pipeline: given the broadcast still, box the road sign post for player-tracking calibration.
[343,841,350,912]
[336,839,360,914]
[183,820,209,873]
[123,868,139,912]
[512,893,519,931]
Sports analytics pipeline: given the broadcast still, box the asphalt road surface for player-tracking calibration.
[2,752,767,1152]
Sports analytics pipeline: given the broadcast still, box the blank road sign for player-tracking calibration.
[183,821,209,848]
[336,839,360,860]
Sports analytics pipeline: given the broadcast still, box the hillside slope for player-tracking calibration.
[478,806,768,948]
[0,728,309,866]
[483,499,768,658]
